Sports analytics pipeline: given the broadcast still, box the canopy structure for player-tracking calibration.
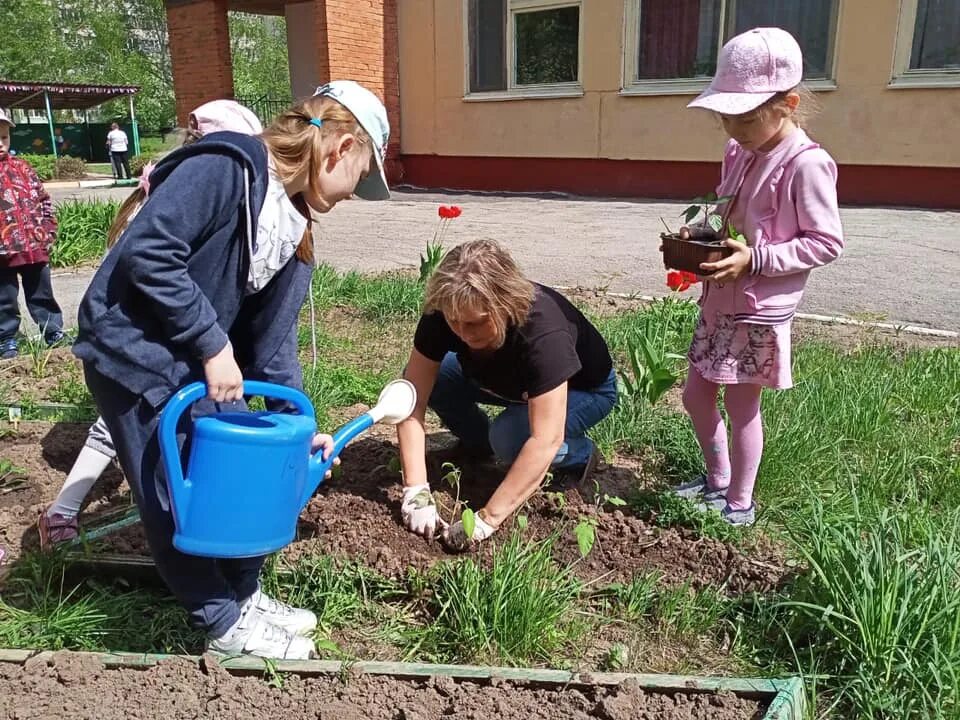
[0,81,141,158]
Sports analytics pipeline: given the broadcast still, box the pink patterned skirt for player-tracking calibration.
[688,311,793,389]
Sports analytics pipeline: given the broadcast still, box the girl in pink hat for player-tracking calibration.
[671,28,844,526]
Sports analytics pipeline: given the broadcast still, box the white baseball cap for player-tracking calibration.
[0,109,16,128]
[313,80,390,200]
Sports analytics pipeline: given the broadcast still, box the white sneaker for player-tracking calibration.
[245,588,317,637]
[207,613,315,660]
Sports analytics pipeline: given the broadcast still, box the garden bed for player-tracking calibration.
[0,650,804,720]
[0,420,786,596]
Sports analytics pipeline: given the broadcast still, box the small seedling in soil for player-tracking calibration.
[386,454,402,475]
[573,485,628,558]
[574,516,598,558]
[260,657,287,689]
[544,490,567,513]
[602,642,630,671]
[20,333,55,379]
[437,462,475,540]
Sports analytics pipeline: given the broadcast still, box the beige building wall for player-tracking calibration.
[398,0,960,167]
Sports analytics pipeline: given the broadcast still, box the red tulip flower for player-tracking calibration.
[438,205,463,219]
[666,270,699,292]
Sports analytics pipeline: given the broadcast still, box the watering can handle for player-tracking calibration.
[159,381,317,529]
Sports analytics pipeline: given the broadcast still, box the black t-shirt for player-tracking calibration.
[414,284,613,402]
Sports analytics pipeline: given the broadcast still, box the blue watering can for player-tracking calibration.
[158,379,416,559]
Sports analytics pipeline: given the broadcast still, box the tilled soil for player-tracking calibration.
[0,422,127,562]
[0,652,767,720]
[0,420,786,594]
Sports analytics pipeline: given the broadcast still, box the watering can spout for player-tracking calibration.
[302,379,417,510]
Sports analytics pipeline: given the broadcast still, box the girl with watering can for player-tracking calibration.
[73,81,391,660]
[397,239,618,551]
[39,100,265,550]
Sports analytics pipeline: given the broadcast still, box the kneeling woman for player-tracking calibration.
[397,239,617,550]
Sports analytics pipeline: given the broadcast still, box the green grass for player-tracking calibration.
[416,535,584,665]
[311,263,424,320]
[86,162,114,176]
[0,551,199,653]
[302,358,392,426]
[50,199,120,267]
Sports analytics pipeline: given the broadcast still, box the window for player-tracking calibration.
[892,0,960,86]
[623,0,839,94]
[467,0,582,98]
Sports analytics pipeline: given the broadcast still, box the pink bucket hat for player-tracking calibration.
[688,27,803,116]
[189,100,263,136]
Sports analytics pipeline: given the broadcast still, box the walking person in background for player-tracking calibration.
[0,109,69,359]
[671,28,844,526]
[106,122,131,179]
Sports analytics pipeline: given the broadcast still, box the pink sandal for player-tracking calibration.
[38,506,79,550]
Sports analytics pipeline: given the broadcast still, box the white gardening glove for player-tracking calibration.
[401,484,443,538]
[442,511,497,552]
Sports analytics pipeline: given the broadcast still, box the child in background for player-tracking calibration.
[671,28,844,526]
[0,109,69,359]
[38,100,264,549]
[74,81,390,660]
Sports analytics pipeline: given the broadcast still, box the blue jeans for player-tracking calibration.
[429,352,618,469]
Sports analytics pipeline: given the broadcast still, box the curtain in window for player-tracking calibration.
[637,0,710,79]
[730,0,835,78]
[910,0,960,69]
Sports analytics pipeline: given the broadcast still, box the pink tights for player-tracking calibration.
[681,367,763,510]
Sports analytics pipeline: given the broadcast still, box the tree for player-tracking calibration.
[0,1,293,132]
[229,12,291,101]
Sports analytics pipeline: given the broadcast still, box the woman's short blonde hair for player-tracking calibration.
[423,239,536,348]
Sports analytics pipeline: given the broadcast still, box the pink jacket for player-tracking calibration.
[701,129,843,324]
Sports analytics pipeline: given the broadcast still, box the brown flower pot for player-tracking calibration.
[660,229,733,276]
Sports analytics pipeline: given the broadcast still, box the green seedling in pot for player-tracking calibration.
[682,192,733,235]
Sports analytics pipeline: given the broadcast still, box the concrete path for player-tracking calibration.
[37,185,960,334]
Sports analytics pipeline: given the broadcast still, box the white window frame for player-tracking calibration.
[463,0,585,102]
[620,0,840,97]
[890,0,960,88]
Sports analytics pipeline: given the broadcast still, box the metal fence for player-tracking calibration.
[234,96,291,125]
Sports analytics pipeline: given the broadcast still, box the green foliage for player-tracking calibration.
[50,199,120,267]
[0,3,294,132]
[418,241,446,283]
[681,192,732,233]
[229,12,292,102]
[0,458,27,494]
[19,153,56,181]
[422,534,583,664]
[761,501,960,718]
[515,6,579,85]
[311,264,424,320]
[0,551,199,653]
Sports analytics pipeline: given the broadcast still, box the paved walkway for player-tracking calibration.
[38,185,960,333]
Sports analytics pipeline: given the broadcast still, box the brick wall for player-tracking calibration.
[166,0,234,125]
[165,0,401,180]
[318,0,401,178]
